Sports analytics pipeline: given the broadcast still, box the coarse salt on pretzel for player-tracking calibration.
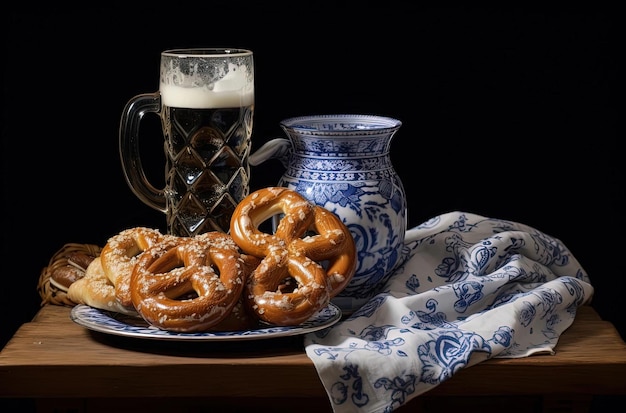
[100,227,166,307]
[130,232,256,333]
[230,187,356,326]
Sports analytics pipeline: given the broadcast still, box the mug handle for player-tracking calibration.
[249,138,292,168]
[118,92,166,213]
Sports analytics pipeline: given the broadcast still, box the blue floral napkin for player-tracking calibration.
[304,211,594,413]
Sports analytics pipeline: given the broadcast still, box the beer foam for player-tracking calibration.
[160,63,254,109]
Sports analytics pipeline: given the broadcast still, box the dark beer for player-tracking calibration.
[161,104,254,236]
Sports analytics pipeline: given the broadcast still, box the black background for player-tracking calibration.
[2,3,621,352]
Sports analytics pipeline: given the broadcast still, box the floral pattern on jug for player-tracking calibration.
[250,114,408,312]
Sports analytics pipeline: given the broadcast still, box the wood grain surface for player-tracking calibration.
[1,305,625,399]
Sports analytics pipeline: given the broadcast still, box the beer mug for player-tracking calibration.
[119,48,254,236]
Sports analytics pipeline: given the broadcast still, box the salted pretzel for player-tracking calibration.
[100,227,166,307]
[230,187,357,326]
[67,256,138,316]
[130,232,258,333]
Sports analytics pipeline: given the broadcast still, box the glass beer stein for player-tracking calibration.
[119,48,254,236]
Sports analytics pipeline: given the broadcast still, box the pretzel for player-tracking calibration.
[49,249,99,291]
[130,232,257,333]
[100,227,166,307]
[230,187,356,325]
[67,256,138,315]
[208,296,259,331]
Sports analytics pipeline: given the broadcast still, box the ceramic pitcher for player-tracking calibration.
[250,114,413,312]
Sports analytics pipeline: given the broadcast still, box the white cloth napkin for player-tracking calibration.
[304,211,594,413]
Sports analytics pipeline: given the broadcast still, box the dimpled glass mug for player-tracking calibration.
[249,114,419,313]
[119,48,254,236]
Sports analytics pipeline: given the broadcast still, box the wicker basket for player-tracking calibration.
[37,243,102,307]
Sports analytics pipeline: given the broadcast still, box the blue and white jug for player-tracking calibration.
[250,114,411,312]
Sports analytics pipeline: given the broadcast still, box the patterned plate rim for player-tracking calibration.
[70,303,342,342]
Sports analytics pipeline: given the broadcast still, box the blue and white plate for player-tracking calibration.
[70,304,342,342]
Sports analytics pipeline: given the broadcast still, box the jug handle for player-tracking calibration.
[404,227,421,244]
[249,138,292,169]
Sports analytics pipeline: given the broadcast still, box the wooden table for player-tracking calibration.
[1,304,625,413]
